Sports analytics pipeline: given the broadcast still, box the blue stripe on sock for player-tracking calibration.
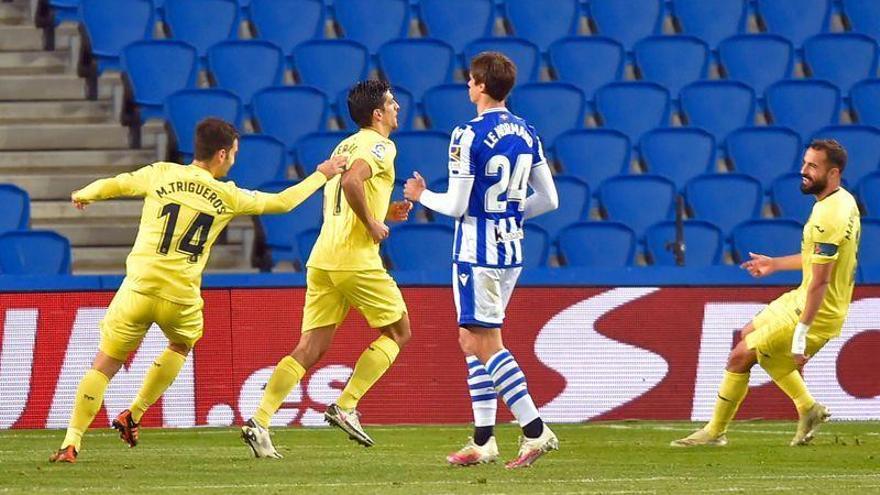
[469,380,495,390]
[471,393,497,402]
[505,389,529,407]
[496,367,520,387]
[488,357,514,376]
[468,369,489,379]
[499,377,526,397]
[486,351,512,374]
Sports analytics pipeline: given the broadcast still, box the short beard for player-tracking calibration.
[800,176,826,195]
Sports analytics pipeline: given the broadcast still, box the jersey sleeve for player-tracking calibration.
[528,125,548,169]
[74,163,159,202]
[448,124,477,178]
[810,204,846,264]
[350,139,393,178]
[225,181,268,216]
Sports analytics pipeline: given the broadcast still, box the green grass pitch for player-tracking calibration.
[1,422,879,494]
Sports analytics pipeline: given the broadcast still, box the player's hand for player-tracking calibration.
[317,155,347,179]
[386,200,412,223]
[793,353,810,371]
[403,172,427,202]
[71,190,88,210]
[367,219,390,244]
[740,252,775,278]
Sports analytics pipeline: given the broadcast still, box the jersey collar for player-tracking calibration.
[479,107,509,116]
[190,164,214,179]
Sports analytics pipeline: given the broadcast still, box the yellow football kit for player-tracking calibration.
[73,162,327,359]
[303,128,407,331]
[747,187,861,377]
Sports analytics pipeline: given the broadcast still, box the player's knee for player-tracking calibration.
[168,342,191,356]
[726,346,756,372]
[383,314,411,348]
[458,330,476,355]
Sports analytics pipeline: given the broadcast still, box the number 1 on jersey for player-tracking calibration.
[157,203,215,263]
[485,154,532,212]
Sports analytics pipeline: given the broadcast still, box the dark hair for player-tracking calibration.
[347,80,392,128]
[469,51,516,101]
[194,118,239,161]
[809,139,847,173]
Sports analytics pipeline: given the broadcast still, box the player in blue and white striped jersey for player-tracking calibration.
[404,52,559,469]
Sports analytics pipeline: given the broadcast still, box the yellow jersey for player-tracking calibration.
[74,162,327,304]
[794,187,861,337]
[307,128,396,271]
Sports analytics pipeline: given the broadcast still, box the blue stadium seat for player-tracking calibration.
[640,128,716,191]
[755,0,830,47]
[296,227,321,265]
[423,84,475,132]
[336,85,415,131]
[842,0,880,40]
[530,176,590,240]
[686,173,762,237]
[731,219,803,262]
[385,224,454,270]
[0,231,71,275]
[852,79,880,127]
[811,125,880,187]
[250,0,324,55]
[645,220,723,266]
[522,224,550,268]
[803,34,878,95]
[253,86,328,159]
[599,174,676,239]
[259,180,324,267]
[465,38,540,84]
[555,129,630,191]
[334,0,409,54]
[295,131,349,171]
[859,172,880,218]
[81,0,154,74]
[0,185,29,236]
[634,35,709,97]
[548,36,625,99]
[557,221,636,267]
[165,89,243,160]
[378,39,455,104]
[226,135,287,190]
[48,0,80,25]
[509,82,586,149]
[122,40,198,124]
[771,173,815,221]
[294,41,369,108]
[671,0,747,47]
[589,0,664,52]
[766,80,840,141]
[861,219,880,267]
[394,131,451,186]
[208,40,284,115]
[165,0,239,60]
[726,126,802,192]
[595,81,671,146]
[505,0,580,53]
[420,0,494,55]
[680,81,756,146]
[718,34,794,97]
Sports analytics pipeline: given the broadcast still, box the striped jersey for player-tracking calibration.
[448,107,547,267]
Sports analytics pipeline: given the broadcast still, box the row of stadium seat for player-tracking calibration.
[51,0,880,57]
[0,185,71,275]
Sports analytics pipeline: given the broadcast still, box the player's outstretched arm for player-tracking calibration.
[404,171,473,218]
[739,252,802,277]
[522,162,558,220]
[260,156,346,214]
[342,159,388,243]
[70,165,155,209]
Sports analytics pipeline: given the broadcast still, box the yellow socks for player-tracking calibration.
[61,369,110,452]
[130,349,187,423]
[336,335,400,411]
[706,371,750,436]
[774,370,815,414]
[254,356,306,428]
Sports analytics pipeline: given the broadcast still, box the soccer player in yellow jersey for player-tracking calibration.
[241,80,413,458]
[48,118,346,463]
[673,139,860,448]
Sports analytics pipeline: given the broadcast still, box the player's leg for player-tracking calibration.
[671,322,757,447]
[52,285,151,462]
[325,270,408,447]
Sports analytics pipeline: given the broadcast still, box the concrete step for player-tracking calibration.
[0,73,121,101]
[0,173,119,200]
[0,100,113,124]
[72,244,247,273]
[0,2,27,25]
[31,199,142,222]
[37,223,139,247]
[0,24,78,51]
[0,122,146,150]
[0,49,70,75]
[0,149,158,173]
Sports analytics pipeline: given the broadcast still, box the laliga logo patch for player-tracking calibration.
[371,143,386,161]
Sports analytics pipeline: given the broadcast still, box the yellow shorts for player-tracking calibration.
[302,268,407,332]
[746,295,831,379]
[99,282,204,361]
